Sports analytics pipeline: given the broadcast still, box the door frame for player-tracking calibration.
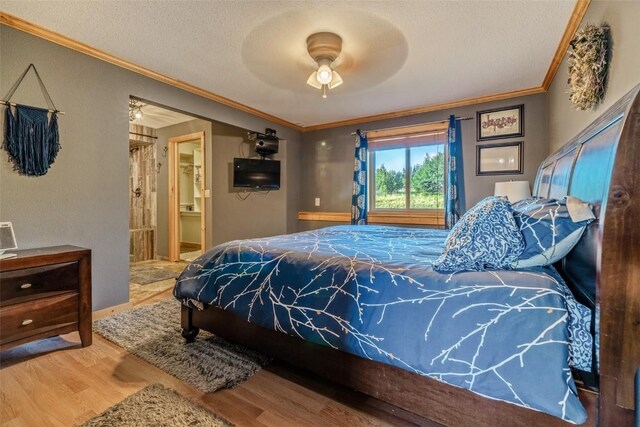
[168,131,206,262]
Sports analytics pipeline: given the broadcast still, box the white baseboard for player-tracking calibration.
[92,302,132,321]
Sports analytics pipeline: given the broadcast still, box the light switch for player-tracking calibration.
[204,189,211,198]
[315,197,320,206]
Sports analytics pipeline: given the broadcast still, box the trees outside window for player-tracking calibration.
[371,144,445,210]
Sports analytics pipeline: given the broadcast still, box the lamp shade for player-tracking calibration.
[316,65,333,84]
[494,181,531,203]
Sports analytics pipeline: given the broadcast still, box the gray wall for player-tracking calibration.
[155,119,290,255]
[547,1,640,152]
[209,122,288,246]
[156,119,214,257]
[0,26,302,310]
[300,93,549,225]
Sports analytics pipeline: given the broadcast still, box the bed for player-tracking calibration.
[174,84,640,426]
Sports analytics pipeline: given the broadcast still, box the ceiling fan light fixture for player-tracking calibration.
[307,71,323,89]
[316,64,333,85]
[306,32,344,98]
[328,70,343,89]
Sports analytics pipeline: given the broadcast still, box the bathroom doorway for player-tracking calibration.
[168,132,206,262]
[129,97,208,305]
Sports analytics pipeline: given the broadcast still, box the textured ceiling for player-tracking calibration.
[132,103,196,129]
[2,1,576,127]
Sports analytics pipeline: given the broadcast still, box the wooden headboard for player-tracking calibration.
[532,84,640,425]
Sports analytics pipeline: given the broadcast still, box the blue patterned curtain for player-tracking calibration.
[351,130,368,225]
[446,115,465,228]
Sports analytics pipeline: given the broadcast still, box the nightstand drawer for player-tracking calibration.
[0,261,79,306]
[0,293,78,345]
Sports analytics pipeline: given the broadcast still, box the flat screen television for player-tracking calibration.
[233,158,280,190]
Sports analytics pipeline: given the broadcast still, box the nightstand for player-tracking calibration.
[0,245,92,350]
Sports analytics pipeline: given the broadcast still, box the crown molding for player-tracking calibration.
[301,86,545,132]
[541,0,591,91]
[1,0,589,134]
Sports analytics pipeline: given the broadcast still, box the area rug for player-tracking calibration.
[130,266,178,285]
[93,299,270,393]
[80,384,233,427]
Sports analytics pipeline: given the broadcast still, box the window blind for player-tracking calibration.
[367,122,448,150]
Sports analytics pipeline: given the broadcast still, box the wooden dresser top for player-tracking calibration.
[1,246,90,271]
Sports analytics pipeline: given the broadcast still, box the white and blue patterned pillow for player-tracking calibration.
[433,196,525,272]
[564,288,594,371]
[511,197,595,268]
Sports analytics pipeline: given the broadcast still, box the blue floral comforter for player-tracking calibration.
[174,225,590,424]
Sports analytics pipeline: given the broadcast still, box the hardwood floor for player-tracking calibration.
[0,289,438,427]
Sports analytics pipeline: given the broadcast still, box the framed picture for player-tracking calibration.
[476,141,523,176]
[476,104,524,141]
[0,222,18,259]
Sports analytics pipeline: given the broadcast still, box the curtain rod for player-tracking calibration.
[0,100,65,115]
[350,116,473,135]
[129,131,158,139]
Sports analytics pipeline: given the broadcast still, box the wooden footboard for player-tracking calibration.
[182,304,597,427]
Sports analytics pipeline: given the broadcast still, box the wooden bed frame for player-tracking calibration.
[181,85,640,426]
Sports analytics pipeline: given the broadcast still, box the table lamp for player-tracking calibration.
[494,181,531,203]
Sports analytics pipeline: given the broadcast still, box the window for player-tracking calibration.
[369,125,447,211]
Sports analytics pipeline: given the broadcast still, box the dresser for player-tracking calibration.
[0,245,91,350]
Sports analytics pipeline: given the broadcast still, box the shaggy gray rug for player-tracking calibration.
[80,384,233,427]
[94,299,270,393]
[129,266,178,285]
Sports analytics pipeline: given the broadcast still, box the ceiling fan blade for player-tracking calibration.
[306,71,322,89]
[328,70,343,89]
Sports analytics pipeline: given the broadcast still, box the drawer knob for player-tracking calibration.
[20,283,32,289]
[21,319,33,326]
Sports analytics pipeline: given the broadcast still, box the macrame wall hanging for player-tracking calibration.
[2,64,64,176]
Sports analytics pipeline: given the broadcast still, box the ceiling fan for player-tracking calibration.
[306,32,343,98]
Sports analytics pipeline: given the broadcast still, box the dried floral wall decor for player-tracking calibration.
[567,23,611,110]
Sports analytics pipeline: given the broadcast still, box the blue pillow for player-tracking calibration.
[433,196,524,272]
[511,197,595,268]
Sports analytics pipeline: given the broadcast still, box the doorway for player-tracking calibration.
[168,131,206,262]
[128,98,207,305]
